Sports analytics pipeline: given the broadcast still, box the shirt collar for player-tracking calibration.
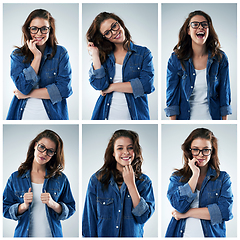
[206,166,217,178]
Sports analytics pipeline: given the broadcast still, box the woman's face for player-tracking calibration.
[100,18,125,44]
[190,137,212,168]
[34,137,56,166]
[188,15,209,47]
[113,136,134,171]
[29,17,50,47]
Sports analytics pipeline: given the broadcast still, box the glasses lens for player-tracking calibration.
[202,149,211,156]
[112,22,119,31]
[201,22,209,28]
[30,27,38,34]
[37,144,45,152]
[190,22,199,29]
[191,149,199,156]
[104,30,111,39]
[46,149,55,157]
[41,27,49,34]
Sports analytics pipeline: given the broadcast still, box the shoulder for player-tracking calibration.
[218,170,231,180]
[131,43,152,55]
[55,45,69,59]
[56,45,68,53]
[138,173,152,185]
[52,171,68,182]
[11,48,25,60]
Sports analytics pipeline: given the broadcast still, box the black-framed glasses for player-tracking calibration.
[37,143,55,157]
[189,21,209,29]
[190,148,212,156]
[28,26,51,34]
[102,21,120,39]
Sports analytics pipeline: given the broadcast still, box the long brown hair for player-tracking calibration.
[174,128,220,182]
[86,12,132,64]
[18,129,65,178]
[15,9,58,63]
[174,10,222,68]
[97,129,143,188]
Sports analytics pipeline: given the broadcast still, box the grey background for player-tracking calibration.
[3,124,79,237]
[161,3,237,120]
[161,124,237,237]
[82,124,158,237]
[3,3,79,120]
[82,3,158,120]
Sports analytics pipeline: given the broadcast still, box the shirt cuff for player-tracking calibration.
[207,203,223,225]
[57,202,69,220]
[130,78,145,98]
[179,183,197,203]
[9,203,21,221]
[164,105,180,117]
[131,197,148,217]
[46,84,62,104]
[89,65,106,79]
[23,66,39,86]
[220,105,232,116]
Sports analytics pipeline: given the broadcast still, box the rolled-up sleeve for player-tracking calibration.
[89,65,109,90]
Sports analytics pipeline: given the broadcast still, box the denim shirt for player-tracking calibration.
[165,167,233,237]
[164,51,232,120]
[3,170,75,237]
[7,45,73,120]
[89,42,155,120]
[82,172,155,237]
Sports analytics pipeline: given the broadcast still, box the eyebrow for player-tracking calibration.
[116,144,133,147]
[191,146,211,148]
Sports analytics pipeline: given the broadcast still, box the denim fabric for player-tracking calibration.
[165,167,233,237]
[89,42,155,120]
[164,51,232,120]
[82,172,155,237]
[7,45,73,120]
[3,170,75,237]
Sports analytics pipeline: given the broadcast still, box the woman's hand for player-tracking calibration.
[87,42,99,57]
[188,157,200,176]
[27,40,42,58]
[172,209,187,221]
[122,164,135,188]
[100,84,113,96]
[13,89,29,99]
[18,188,33,215]
[41,191,62,214]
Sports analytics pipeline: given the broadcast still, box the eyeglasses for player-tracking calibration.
[28,26,51,34]
[190,148,212,156]
[189,21,209,29]
[102,21,120,39]
[37,143,55,157]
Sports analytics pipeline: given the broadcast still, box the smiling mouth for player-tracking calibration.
[35,37,44,41]
[121,156,131,161]
[114,31,121,39]
[196,32,205,39]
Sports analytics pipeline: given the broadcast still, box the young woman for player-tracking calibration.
[165,128,233,237]
[3,129,75,237]
[82,129,155,237]
[86,12,155,120]
[164,10,232,120]
[7,9,72,120]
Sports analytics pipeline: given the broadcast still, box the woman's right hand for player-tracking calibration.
[188,158,200,176]
[22,188,33,210]
[87,42,99,57]
[27,40,42,57]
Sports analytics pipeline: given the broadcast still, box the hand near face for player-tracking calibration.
[23,187,33,209]
[87,42,99,57]
[27,39,42,57]
[188,157,200,176]
[13,88,29,99]
[122,164,135,188]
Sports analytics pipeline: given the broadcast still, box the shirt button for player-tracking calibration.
[116,226,119,229]
[180,230,183,233]
[119,210,121,212]
[128,195,130,197]
[216,193,218,196]
[103,202,106,205]
[188,110,190,113]
[193,73,195,75]
[20,108,23,111]
[107,103,109,106]
[53,72,56,75]
[138,67,140,70]
[191,86,193,88]
[110,77,112,80]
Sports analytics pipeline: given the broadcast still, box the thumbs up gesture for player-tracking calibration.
[23,187,33,209]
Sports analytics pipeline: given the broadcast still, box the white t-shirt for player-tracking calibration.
[108,63,131,120]
[183,190,204,237]
[28,182,52,237]
[189,68,212,120]
[22,98,50,120]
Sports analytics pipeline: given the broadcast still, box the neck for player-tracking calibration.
[32,160,46,173]
[114,42,125,52]
[199,164,208,176]
[37,43,46,55]
[192,42,207,57]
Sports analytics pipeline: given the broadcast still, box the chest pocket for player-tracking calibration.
[15,191,25,203]
[123,194,133,219]
[206,179,221,204]
[41,58,59,84]
[97,197,113,219]
[48,188,60,202]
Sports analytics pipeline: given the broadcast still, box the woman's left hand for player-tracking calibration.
[100,84,113,96]
[122,164,135,188]
[41,191,56,209]
[172,209,187,221]
[13,89,29,99]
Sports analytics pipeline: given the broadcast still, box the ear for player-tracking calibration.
[113,152,115,157]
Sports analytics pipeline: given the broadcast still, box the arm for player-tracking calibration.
[82,176,98,237]
[13,87,50,100]
[164,53,181,117]
[218,53,232,117]
[100,82,133,96]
